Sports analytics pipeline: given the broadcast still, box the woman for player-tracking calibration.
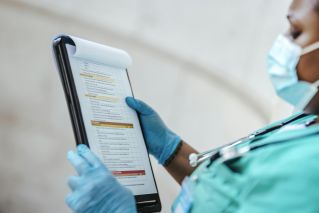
[65,0,319,212]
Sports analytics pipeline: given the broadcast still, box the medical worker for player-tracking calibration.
[65,0,319,212]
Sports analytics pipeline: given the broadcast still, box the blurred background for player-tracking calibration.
[0,0,294,212]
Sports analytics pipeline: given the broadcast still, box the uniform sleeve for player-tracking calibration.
[237,137,319,213]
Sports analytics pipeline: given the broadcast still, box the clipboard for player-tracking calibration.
[52,34,161,212]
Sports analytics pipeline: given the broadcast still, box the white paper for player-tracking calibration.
[57,35,157,196]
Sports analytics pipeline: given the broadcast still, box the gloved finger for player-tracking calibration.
[125,97,154,115]
[67,150,91,175]
[65,192,77,210]
[66,188,92,212]
[68,176,82,191]
[77,144,103,168]
[65,192,84,212]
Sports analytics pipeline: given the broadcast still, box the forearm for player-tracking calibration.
[164,141,198,185]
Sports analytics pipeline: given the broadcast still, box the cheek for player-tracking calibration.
[297,50,319,82]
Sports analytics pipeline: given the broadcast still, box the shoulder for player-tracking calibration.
[238,127,319,213]
[247,126,319,179]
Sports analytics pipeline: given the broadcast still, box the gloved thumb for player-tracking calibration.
[125,97,154,115]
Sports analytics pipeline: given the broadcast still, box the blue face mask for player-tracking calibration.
[267,34,319,112]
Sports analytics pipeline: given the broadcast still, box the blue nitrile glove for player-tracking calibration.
[66,144,137,213]
[125,97,181,165]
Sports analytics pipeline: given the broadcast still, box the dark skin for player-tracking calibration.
[164,141,198,184]
[165,0,319,184]
[289,0,319,82]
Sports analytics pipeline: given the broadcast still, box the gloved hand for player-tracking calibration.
[66,144,137,213]
[126,97,181,165]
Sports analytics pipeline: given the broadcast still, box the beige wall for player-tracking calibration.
[0,0,293,212]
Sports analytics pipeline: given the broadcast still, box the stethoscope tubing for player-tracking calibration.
[189,113,312,167]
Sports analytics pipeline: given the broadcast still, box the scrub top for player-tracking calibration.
[172,113,319,213]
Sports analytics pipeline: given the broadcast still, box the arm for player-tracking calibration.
[126,97,198,184]
[164,140,198,184]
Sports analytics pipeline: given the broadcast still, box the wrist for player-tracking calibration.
[158,134,181,165]
[163,140,183,166]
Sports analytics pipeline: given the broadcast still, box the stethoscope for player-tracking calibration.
[189,113,317,168]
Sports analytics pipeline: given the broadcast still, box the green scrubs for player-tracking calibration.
[172,113,319,213]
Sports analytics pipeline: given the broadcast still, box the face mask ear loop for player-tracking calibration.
[314,79,319,88]
[293,80,319,114]
[301,41,319,55]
